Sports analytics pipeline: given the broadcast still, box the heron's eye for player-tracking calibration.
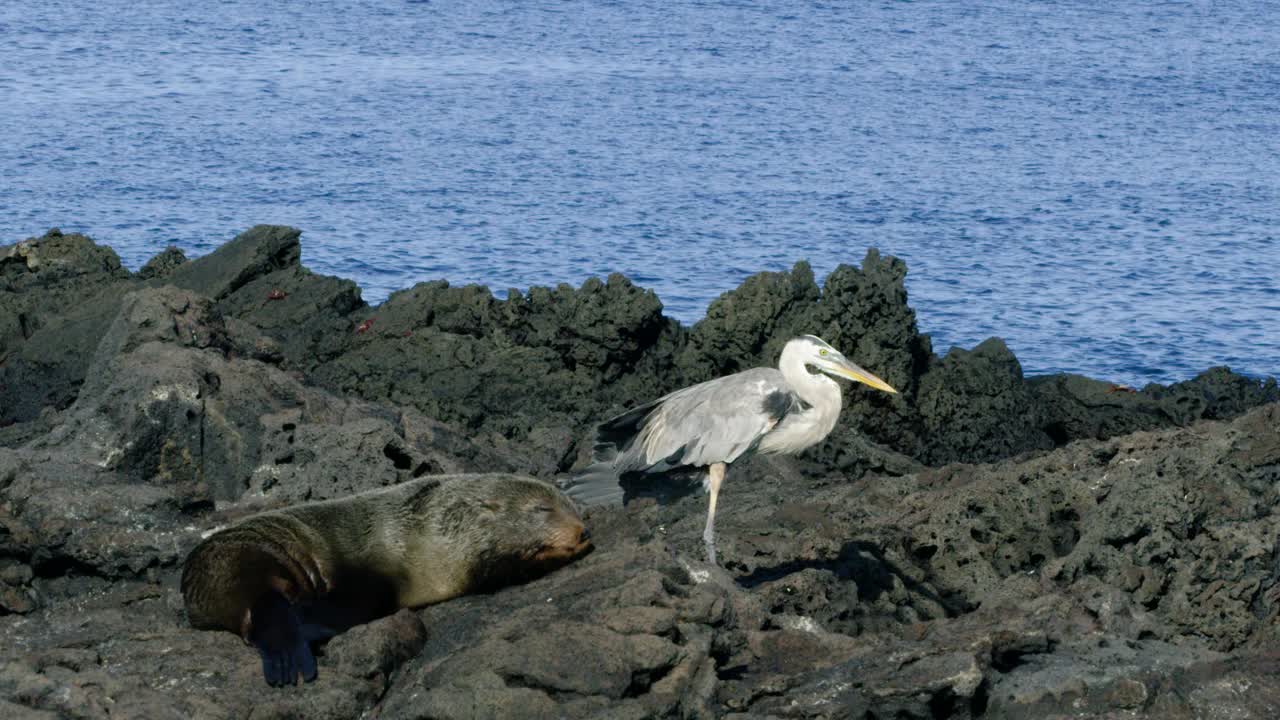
[819,349,828,356]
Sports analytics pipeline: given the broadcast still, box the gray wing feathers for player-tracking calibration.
[631,368,792,469]
[558,463,626,508]
[565,367,798,508]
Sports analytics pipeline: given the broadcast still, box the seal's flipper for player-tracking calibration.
[299,622,338,644]
[249,590,318,687]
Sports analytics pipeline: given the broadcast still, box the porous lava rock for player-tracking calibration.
[1,229,134,429]
[1,225,1277,718]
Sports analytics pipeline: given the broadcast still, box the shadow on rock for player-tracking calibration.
[736,539,974,619]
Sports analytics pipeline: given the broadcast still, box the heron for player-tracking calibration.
[564,335,898,564]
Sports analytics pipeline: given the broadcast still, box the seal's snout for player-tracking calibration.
[576,526,594,556]
[531,520,594,564]
[568,523,593,556]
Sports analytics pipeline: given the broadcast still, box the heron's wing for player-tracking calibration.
[632,368,800,469]
[592,397,666,465]
[557,462,627,507]
[560,400,669,508]
[564,368,800,508]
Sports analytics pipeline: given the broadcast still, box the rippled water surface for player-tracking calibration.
[3,0,1278,383]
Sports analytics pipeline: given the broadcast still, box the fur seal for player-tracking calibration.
[181,473,592,686]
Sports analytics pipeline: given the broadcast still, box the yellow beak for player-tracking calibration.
[830,360,898,394]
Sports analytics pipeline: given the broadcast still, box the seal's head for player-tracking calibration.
[448,476,593,589]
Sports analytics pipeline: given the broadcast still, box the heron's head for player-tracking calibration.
[787,335,898,394]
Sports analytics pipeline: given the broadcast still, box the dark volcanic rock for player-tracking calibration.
[676,261,822,383]
[6,224,1274,472]
[9,402,1273,718]
[0,579,418,720]
[675,252,930,394]
[177,225,368,372]
[806,250,932,398]
[163,224,303,301]
[1032,367,1279,445]
[306,274,684,475]
[384,537,731,720]
[213,262,364,369]
[915,337,1053,463]
[29,284,296,501]
[0,284,524,614]
[3,225,1279,719]
[617,403,1280,718]
[658,256,915,481]
[0,229,129,292]
[136,246,188,280]
[0,230,134,429]
[671,252,1045,472]
[160,226,367,375]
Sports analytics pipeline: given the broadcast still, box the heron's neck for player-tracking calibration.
[778,345,842,412]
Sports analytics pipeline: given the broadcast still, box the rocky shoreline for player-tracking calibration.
[1,225,1277,719]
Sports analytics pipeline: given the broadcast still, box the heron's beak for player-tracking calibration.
[825,358,898,394]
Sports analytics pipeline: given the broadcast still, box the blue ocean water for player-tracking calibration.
[2,1,1277,384]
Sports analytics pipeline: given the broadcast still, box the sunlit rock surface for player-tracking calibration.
[1,225,1277,718]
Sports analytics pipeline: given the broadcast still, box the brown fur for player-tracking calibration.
[181,474,591,640]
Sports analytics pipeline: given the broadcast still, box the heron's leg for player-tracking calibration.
[703,462,726,565]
